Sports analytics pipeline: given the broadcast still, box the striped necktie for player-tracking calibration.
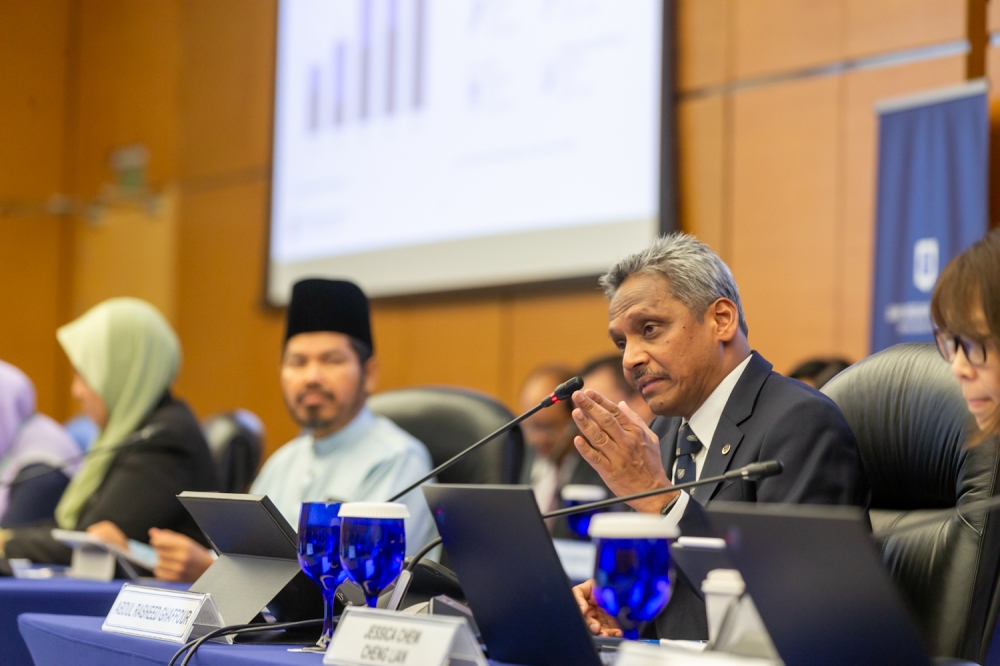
[673,422,703,485]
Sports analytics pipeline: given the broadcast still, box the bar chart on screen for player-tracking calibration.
[270,0,663,300]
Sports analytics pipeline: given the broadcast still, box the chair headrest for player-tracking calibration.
[202,410,264,493]
[822,343,972,508]
[368,386,523,485]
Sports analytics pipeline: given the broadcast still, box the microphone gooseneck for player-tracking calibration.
[386,376,584,503]
[404,460,785,574]
[542,460,785,519]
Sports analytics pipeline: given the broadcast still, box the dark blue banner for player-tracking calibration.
[871,81,988,353]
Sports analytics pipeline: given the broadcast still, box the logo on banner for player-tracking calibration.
[913,237,940,293]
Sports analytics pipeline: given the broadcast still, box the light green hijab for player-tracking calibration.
[54,298,181,528]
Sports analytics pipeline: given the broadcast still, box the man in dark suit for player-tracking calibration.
[569,233,869,639]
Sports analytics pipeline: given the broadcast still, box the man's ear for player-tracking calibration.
[711,298,740,342]
[363,356,380,394]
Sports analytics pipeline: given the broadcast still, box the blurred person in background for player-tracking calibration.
[789,357,852,389]
[0,361,81,528]
[931,229,1000,441]
[0,298,217,565]
[518,365,577,515]
[144,279,438,583]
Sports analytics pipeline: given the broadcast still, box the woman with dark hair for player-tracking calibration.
[931,229,1000,438]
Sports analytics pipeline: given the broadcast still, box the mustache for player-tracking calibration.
[631,368,670,385]
[296,386,336,404]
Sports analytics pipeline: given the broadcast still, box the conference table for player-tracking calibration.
[0,577,131,666]
[18,614,519,666]
[0,577,188,666]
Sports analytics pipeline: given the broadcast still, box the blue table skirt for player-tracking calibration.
[19,614,518,666]
[0,578,128,666]
[19,614,324,666]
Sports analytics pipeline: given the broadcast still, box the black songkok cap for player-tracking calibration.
[284,279,373,352]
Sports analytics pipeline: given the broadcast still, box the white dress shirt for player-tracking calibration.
[664,354,753,527]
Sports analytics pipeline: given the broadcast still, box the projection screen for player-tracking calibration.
[268,0,670,303]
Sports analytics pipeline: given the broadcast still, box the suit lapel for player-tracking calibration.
[690,352,773,504]
[692,415,743,503]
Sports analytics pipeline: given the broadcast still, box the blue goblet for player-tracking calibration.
[298,502,346,646]
[589,513,677,640]
[560,484,608,539]
[338,502,409,608]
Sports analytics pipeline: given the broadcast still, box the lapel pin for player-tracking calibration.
[721,444,731,455]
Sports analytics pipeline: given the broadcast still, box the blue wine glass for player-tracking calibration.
[589,513,677,640]
[298,502,346,646]
[338,502,409,608]
[560,484,608,539]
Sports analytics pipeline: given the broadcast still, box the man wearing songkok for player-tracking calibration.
[570,233,869,640]
[148,279,438,582]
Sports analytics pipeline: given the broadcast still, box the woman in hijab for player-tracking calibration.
[0,298,218,564]
[931,229,1000,440]
[0,361,81,527]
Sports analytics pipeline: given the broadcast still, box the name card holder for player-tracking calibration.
[102,583,232,644]
[324,606,486,666]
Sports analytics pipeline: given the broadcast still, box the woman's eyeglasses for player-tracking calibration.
[934,330,988,367]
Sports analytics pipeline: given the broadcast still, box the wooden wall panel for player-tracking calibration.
[840,56,966,360]
[373,299,505,397]
[0,0,70,417]
[731,0,844,79]
[730,76,841,373]
[70,0,181,197]
[70,191,178,321]
[173,178,293,453]
[844,0,966,59]
[676,0,729,91]
[179,0,275,181]
[503,289,617,407]
[677,96,727,257]
[989,0,1000,33]
[0,218,67,417]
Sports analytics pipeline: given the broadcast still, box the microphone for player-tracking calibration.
[386,376,584,503]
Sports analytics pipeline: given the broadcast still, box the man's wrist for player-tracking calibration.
[660,494,681,515]
[629,490,679,514]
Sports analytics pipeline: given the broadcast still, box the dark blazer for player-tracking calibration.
[650,351,869,639]
[5,393,218,565]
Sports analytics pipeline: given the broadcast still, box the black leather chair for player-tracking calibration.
[368,386,524,485]
[822,343,1000,663]
[202,410,264,493]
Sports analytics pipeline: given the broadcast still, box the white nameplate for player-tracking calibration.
[102,584,228,644]
[324,606,486,666]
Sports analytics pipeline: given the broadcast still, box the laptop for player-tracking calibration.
[422,484,606,666]
[706,502,932,666]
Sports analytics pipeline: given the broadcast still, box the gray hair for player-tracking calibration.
[599,233,749,336]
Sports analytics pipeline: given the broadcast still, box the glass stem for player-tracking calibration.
[319,590,336,647]
[622,627,640,641]
[366,593,379,608]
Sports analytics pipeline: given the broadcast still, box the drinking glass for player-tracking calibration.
[338,502,409,608]
[560,484,608,539]
[297,501,345,647]
[589,513,677,640]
